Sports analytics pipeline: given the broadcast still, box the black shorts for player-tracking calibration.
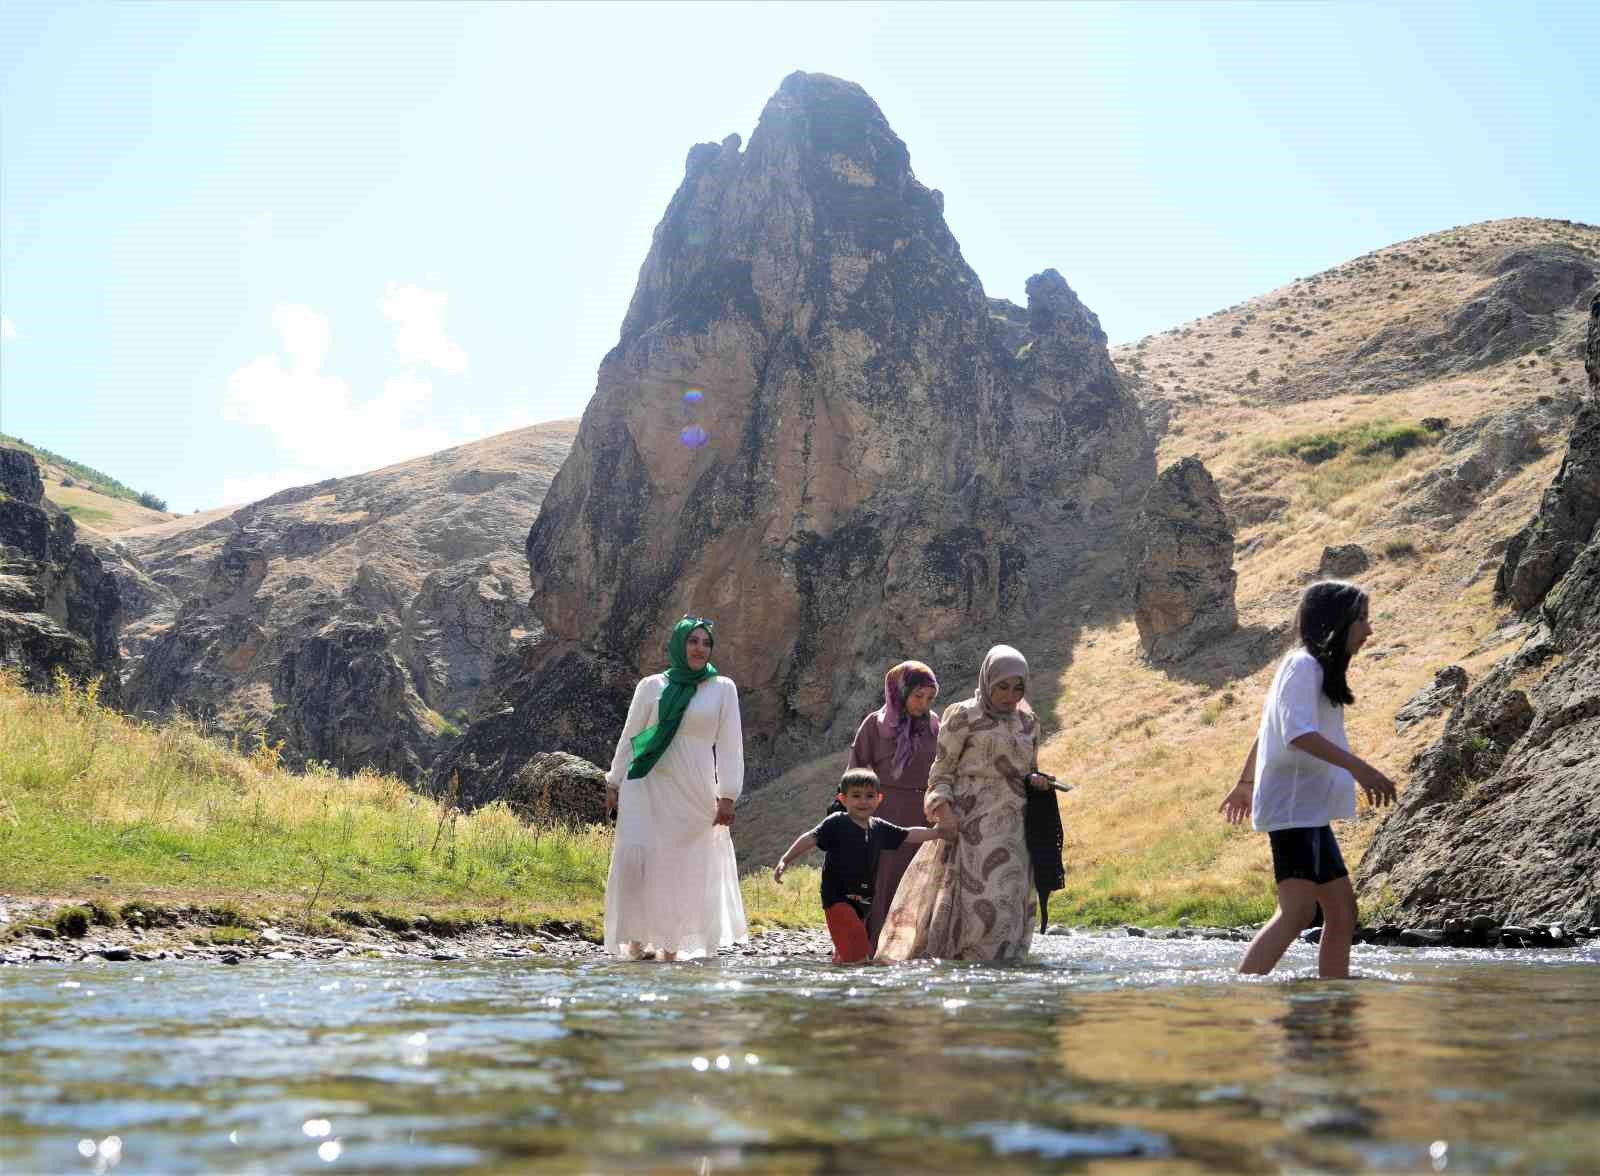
[1268,826,1348,885]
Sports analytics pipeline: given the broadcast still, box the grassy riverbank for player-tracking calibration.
[0,672,821,937]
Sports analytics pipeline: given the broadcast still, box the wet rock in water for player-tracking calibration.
[1133,457,1238,663]
[1288,1104,1377,1137]
[1043,924,1070,936]
[1399,928,1446,947]
[260,928,282,943]
[1317,543,1370,579]
[98,947,133,961]
[432,950,463,962]
[1393,665,1470,731]
[264,950,296,961]
[220,953,243,965]
[1300,926,1323,945]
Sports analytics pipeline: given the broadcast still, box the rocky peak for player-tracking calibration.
[497,73,1154,789]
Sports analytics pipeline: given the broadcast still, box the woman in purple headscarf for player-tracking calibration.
[846,660,941,946]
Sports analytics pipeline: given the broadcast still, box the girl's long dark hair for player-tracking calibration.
[1296,580,1368,706]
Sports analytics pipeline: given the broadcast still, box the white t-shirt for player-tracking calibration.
[1251,648,1355,832]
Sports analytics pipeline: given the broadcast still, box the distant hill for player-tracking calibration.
[0,432,175,533]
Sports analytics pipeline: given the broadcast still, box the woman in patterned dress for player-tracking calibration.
[875,645,1055,962]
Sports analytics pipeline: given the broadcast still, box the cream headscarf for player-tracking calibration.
[976,644,1032,721]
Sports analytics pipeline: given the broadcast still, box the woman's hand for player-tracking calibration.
[1026,771,1056,791]
[1353,762,1398,807]
[605,784,619,821]
[713,797,736,827]
[932,802,959,841]
[772,859,787,884]
[1218,779,1252,825]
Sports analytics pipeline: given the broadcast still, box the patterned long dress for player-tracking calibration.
[875,696,1040,962]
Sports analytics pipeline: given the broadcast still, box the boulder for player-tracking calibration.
[1132,457,1238,663]
[503,751,609,828]
[1317,543,1370,579]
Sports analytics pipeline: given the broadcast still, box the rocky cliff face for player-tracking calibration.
[119,422,577,780]
[445,73,1150,792]
[1357,293,1600,926]
[1132,457,1237,663]
[0,448,122,699]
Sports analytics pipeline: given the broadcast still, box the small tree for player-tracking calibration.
[136,491,168,512]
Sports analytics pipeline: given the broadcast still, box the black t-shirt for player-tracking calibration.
[811,812,910,913]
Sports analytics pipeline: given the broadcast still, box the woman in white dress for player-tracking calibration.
[603,616,748,960]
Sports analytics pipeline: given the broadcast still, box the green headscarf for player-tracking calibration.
[626,616,718,779]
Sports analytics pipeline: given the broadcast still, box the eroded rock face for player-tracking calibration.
[120,423,577,780]
[0,448,122,699]
[515,72,1152,776]
[1494,297,1600,610]
[1396,399,1571,530]
[1133,457,1237,663]
[1359,315,1600,924]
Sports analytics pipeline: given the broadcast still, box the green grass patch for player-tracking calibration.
[0,671,818,932]
[1260,419,1434,466]
[208,926,257,946]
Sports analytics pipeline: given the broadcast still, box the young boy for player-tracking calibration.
[772,768,951,963]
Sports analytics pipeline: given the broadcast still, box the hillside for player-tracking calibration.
[734,216,1599,924]
[0,432,176,533]
[110,420,580,782]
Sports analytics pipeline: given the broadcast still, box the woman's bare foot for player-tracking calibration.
[623,942,644,960]
[660,949,679,962]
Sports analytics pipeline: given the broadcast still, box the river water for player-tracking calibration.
[3,936,1597,1173]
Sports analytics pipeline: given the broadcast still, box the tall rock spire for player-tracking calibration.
[447,72,1153,792]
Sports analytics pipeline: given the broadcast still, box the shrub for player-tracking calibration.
[53,907,91,938]
[1263,420,1433,466]
[1384,540,1418,560]
[136,491,169,512]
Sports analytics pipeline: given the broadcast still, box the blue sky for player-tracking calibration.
[1,1,1595,513]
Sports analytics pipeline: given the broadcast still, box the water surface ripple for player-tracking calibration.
[4,937,1597,1172]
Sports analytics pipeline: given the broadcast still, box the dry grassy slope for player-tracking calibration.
[734,217,1599,924]
[34,459,176,534]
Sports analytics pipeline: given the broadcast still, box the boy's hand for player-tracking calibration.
[1354,763,1398,807]
[1219,780,1252,825]
[772,860,787,884]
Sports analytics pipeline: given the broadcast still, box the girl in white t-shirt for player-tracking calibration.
[1219,581,1398,978]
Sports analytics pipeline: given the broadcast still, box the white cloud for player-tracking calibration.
[381,282,467,375]
[1,316,18,343]
[221,302,453,500]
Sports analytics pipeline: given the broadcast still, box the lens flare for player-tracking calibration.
[682,387,704,404]
[680,426,709,449]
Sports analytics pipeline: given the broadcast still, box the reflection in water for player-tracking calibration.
[1,937,1597,1173]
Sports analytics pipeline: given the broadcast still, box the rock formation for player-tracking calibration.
[1133,457,1237,662]
[1358,293,1600,925]
[1392,665,1469,732]
[436,72,1153,799]
[0,448,122,699]
[119,422,577,780]
[1317,543,1370,579]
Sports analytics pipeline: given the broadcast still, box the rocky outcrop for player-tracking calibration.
[1396,399,1572,530]
[1358,295,1600,925]
[1329,245,1598,395]
[119,422,577,780]
[0,448,122,699]
[474,72,1151,786]
[1133,457,1237,663]
[1393,665,1469,732]
[1494,303,1600,609]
